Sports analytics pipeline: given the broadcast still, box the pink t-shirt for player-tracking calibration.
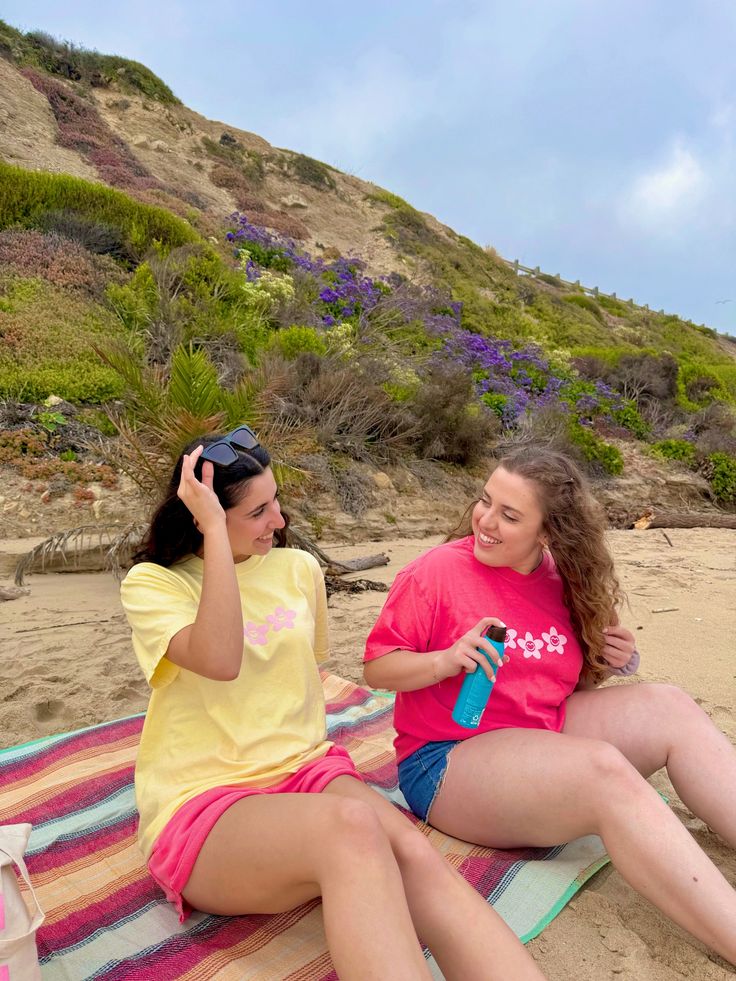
[364,536,584,762]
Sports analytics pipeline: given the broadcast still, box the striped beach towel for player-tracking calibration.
[0,673,609,980]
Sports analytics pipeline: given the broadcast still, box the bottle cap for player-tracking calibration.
[485,624,506,643]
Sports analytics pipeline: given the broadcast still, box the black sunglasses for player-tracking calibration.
[200,425,260,467]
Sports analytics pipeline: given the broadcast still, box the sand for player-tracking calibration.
[1,528,735,979]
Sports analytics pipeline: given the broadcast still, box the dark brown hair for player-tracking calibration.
[134,432,290,567]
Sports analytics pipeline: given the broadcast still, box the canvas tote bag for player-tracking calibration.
[0,824,44,981]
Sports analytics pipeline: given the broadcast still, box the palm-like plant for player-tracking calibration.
[96,339,313,501]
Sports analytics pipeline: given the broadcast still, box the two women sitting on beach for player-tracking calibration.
[121,429,736,978]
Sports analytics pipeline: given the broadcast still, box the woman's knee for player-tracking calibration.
[640,682,700,718]
[585,739,644,798]
[391,823,447,879]
[326,796,390,856]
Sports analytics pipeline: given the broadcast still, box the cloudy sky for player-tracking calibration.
[4,1,736,333]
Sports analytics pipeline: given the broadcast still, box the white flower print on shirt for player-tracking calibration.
[519,631,544,659]
[504,627,518,649]
[542,626,567,655]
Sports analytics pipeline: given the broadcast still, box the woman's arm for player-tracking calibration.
[166,448,244,681]
[575,625,640,690]
[363,617,506,692]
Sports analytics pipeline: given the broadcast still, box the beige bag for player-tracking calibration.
[0,824,44,981]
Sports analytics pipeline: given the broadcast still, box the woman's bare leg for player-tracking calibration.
[324,776,544,981]
[564,681,736,845]
[428,728,736,965]
[183,792,433,981]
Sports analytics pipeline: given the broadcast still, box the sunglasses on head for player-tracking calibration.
[200,425,260,467]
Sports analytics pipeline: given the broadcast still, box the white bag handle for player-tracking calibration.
[0,823,45,951]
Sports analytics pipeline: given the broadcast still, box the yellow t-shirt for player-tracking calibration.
[120,548,332,859]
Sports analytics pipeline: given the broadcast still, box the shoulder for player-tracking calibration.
[393,537,474,589]
[121,558,198,600]
[123,561,179,588]
[405,536,474,574]
[266,547,324,583]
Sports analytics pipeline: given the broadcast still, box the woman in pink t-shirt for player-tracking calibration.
[364,446,736,967]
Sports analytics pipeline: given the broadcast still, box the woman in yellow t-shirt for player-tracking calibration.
[120,426,543,981]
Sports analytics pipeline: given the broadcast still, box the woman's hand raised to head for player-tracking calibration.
[177,445,227,535]
[433,618,508,684]
[601,623,636,670]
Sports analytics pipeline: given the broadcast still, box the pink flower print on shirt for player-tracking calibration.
[504,627,518,649]
[542,627,568,655]
[244,621,270,646]
[519,631,544,659]
[266,607,297,632]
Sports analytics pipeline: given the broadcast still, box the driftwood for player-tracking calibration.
[325,577,388,597]
[631,511,736,530]
[0,585,30,602]
[286,526,390,576]
[14,525,125,586]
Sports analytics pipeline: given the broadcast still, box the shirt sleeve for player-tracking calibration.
[363,567,433,662]
[306,553,330,664]
[607,648,640,677]
[120,563,198,689]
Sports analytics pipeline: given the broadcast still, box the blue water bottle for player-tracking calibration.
[451,624,506,729]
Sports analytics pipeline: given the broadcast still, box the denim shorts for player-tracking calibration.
[397,739,460,822]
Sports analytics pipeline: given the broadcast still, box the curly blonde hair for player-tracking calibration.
[447,446,623,684]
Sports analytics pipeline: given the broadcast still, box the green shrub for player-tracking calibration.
[368,189,414,211]
[597,295,630,317]
[480,392,509,419]
[537,273,562,287]
[368,189,433,246]
[268,325,327,360]
[382,380,417,403]
[530,293,609,347]
[0,362,123,402]
[77,406,119,436]
[0,162,199,255]
[0,276,125,402]
[569,345,623,367]
[651,439,697,467]
[710,363,736,401]
[0,20,179,103]
[706,452,736,504]
[568,421,623,475]
[676,361,729,410]
[202,138,264,184]
[288,153,336,190]
[611,402,650,439]
[562,294,604,322]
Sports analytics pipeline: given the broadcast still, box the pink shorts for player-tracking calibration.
[147,745,363,921]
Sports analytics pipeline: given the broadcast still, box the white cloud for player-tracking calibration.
[620,141,707,230]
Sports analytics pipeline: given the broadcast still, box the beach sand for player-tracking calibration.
[1,528,735,979]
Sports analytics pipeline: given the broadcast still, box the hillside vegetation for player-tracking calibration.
[1,20,735,519]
